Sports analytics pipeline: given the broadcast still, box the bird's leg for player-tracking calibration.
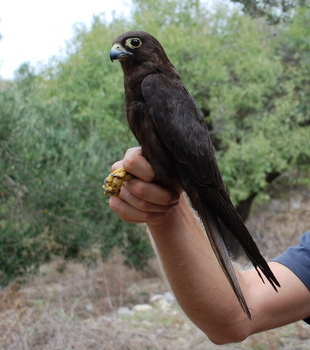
[103,167,133,196]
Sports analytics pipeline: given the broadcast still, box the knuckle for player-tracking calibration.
[125,146,141,156]
[165,191,177,205]
[122,155,136,173]
[139,198,152,211]
[144,171,156,183]
[130,179,146,198]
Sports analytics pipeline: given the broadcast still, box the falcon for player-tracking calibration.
[106,30,280,319]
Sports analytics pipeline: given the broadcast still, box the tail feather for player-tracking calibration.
[207,187,281,291]
[200,210,252,319]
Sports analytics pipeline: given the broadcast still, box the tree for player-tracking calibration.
[131,0,310,254]
[231,0,310,23]
[0,19,153,286]
[1,1,309,283]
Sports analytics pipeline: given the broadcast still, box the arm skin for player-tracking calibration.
[109,147,310,345]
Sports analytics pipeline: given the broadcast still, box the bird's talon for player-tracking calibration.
[111,173,123,179]
[103,167,133,197]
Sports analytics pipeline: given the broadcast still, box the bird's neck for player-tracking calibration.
[121,58,179,81]
[121,60,180,107]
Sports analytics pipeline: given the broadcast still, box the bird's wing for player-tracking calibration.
[141,73,223,189]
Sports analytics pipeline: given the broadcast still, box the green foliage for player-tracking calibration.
[43,16,135,147]
[1,1,309,284]
[231,0,310,23]
[0,20,149,286]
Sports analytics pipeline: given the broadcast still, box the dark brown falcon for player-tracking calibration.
[108,30,280,319]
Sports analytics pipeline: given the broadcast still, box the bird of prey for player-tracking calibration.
[106,30,280,319]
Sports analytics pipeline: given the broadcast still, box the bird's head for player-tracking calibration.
[110,31,176,76]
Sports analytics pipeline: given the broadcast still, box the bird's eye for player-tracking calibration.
[126,38,142,49]
[131,39,140,47]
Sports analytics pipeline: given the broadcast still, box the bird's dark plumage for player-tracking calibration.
[110,31,280,319]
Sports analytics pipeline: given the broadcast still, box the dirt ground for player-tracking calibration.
[1,181,310,349]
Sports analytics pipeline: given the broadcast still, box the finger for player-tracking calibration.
[110,147,142,172]
[120,181,178,212]
[109,195,171,224]
[122,148,157,182]
[111,160,123,172]
[123,179,179,206]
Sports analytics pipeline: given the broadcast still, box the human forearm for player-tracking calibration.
[148,194,310,343]
[147,193,252,344]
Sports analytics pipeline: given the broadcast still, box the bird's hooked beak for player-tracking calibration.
[110,43,133,62]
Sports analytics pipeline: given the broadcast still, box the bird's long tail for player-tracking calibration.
[207,187,281,292]
[189,187,280,320]
[196,201,253,319]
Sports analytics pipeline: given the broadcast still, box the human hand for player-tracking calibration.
[108,147,181,224]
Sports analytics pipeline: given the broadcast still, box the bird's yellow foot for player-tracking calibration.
[103,167,133,197]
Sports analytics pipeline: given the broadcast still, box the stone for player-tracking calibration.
[132,304,153,312]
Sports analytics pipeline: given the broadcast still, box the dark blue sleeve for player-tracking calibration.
[272,231,310,290]
[272,230,310,324]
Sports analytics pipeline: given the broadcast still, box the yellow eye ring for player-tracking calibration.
[126,38,142,49]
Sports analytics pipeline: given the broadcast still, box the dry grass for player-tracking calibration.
[1,184,310,349]
[1,256,310,350]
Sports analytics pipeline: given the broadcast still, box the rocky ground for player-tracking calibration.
[1,180,310,349]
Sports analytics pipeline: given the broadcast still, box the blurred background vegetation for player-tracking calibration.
[1,0,309,286]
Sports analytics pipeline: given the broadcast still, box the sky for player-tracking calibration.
[0,0,132,80]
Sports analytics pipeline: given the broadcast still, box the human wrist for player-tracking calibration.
[147,193,193,233]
